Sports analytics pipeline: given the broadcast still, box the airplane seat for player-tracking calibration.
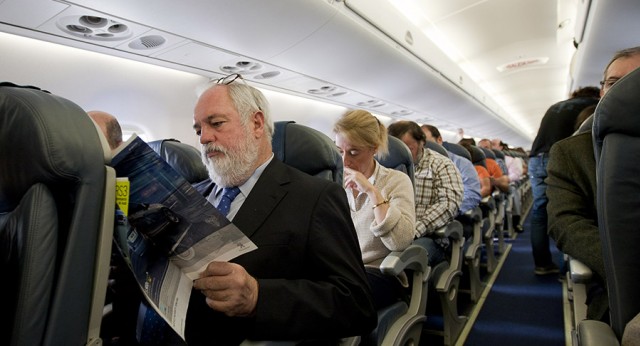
[491,148,508,175]
[442,142,472,162]
[424,140,449,158]
[457,206,485,303]
[0,82,114,345]
[273,121,343,184]
[376,135,416,186]
[147,139,209,184]
[479,147,507,253]
[370,135,431,346]
[577,67,640,345]
[440,142,486,291]
[479,196,498,274]
[493,149,515,237]
[468,145,487,169]
[422,220,468,346]
[464,146,498,273]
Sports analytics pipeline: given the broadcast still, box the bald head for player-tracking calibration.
[88,110,123,150]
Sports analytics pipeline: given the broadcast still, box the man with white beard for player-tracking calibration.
[173,74,377,345]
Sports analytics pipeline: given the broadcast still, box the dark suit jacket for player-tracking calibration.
[546,132,608,321]
[185,158,377,345]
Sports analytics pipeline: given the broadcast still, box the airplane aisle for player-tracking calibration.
[459,214,566,346]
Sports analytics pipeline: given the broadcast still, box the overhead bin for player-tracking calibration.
[0,0,532,146]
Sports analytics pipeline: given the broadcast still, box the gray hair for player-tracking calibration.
[226,82,274,142]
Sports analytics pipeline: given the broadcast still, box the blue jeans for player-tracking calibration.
[529,155,554,268]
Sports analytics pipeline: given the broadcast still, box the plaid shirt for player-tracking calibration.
[414,148,463,237]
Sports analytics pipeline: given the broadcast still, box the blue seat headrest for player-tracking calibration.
[424,141,448,157]
[480,147,496,160]
[148,139,209,184]
[492,149,505,160]
[469,146,487,168]
[272,121,343,183]
[377,135,415,186]
[442,142,472,162]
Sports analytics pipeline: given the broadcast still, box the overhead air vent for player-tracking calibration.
[391,109,414,117]
[56,15,132,41]
[128,35,166,50]
[307,85,349,98]
[220,60,264,74]
[357,99,387,108]
[415,117,434,123]
[254,71,281,79]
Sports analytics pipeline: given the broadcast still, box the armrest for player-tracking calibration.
[570,258,593,284]
[577,320,619,346]
[491,190,505,202]
[435,220,463,240]
[480,196,496,212]
[380,241,430,277]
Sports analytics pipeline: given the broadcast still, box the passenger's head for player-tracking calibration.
[491,138,505,150]
[570,86,600,99]
[193,74,274,187]
[601,46,640,96]
[477,138,491,149]
[421,124,443,145]
[333,109,388,175]
[88,110,123,150]
[458,137,476,146]
[387,120,426,164]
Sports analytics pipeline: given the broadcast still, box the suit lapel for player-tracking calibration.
[232,159,290,238]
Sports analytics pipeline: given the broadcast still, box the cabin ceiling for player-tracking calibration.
[0,0,637,149]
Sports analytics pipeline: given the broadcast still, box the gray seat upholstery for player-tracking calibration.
[480,147,496,161]
[273,121,343,183]
[425,140,449,158]
[468,145,487,169]
[584,67,640,345]
[0,83,114,345]
[376,135,415,186]
[373,135,432,346]
[440,143,485,302]
[148,139,209,184]
[442,142,472,162]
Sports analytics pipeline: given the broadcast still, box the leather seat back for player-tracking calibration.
[273,121,343,184]
[593,67,640,340]
[148,139,209,184]
[0,82,114,346]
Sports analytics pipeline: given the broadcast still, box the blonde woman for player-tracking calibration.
[333,109,416,310]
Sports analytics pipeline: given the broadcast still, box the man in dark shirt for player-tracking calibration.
[528,86,599,275]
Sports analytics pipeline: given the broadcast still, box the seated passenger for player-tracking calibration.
[88,110,123,150]
[547,46,640,321]
[460,142,492,198]
[333,110,416,310]
[387,121,463,267]
[422,124,481,215]
[478,140,509,193]
[119,74,377,345]
[479,138,508,175]
[492,139,525,232]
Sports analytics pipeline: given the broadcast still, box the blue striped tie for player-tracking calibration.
[216,187,241,217]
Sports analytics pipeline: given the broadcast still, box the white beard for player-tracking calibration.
[201,126,259,187]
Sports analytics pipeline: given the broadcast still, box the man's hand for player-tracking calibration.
[193,261,259,317]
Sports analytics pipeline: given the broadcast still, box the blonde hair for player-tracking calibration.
[333,109,389,158]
